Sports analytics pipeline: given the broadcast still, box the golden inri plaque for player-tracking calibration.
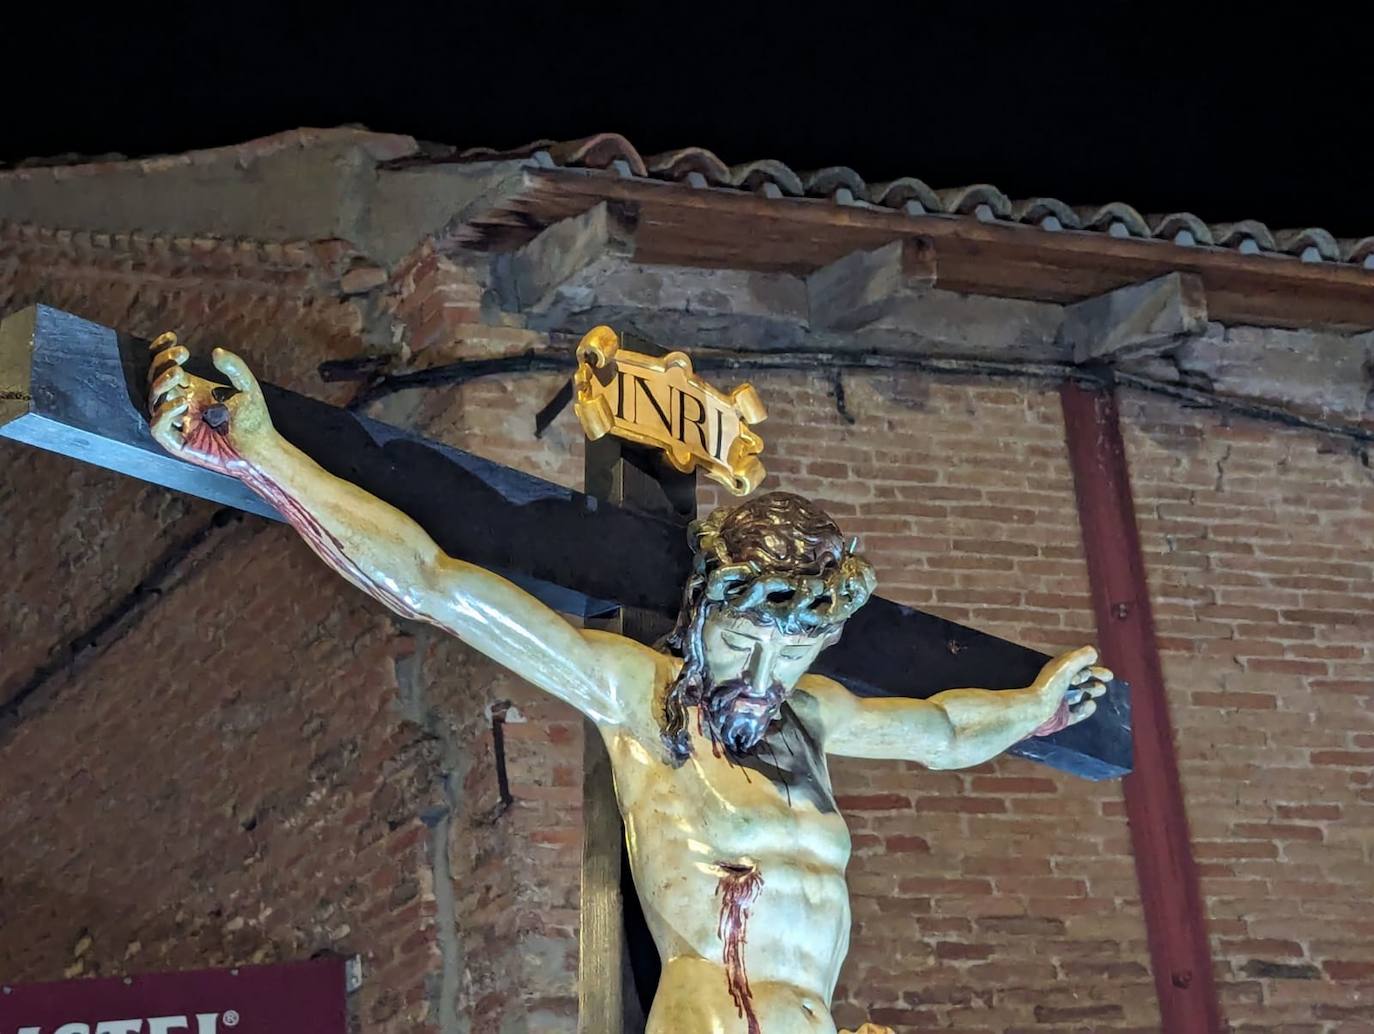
[572,326,767,495]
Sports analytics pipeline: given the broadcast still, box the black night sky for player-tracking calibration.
[5,4,1372,234]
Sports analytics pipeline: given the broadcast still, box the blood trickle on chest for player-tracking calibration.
[722,702,838,815]
[716,860,764,1034]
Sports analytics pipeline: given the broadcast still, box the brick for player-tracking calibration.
[1248,658,1331,676]
[1276,804,1342,820]
[1309,750,1374,766]
[934,941,995,960]
[914,796,1008,814]
[882,834,930,853]
[1280,608,1368,626]
[1231,822,1324,842]
[1242,959,1321,980]
[1194,840,1281,860]
[865,1007,941,1028]
[977,915,1067,936]
[1034,1003,1125,1022]
[1322,960,1374,980]
[835,793,912,811]
[1220,939,1307,958]
[1191,691,1279,710]
[970,775,1059,795]
[897,877,994,896]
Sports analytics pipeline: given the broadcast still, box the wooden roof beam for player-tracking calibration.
[453,167,1374,332]
[490,200,637,315]
[1058,272,1209,364]
[806,239,938,332]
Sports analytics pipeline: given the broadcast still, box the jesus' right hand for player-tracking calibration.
[147,333,277,475]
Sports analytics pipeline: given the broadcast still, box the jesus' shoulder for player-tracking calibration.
[790,672,984,768]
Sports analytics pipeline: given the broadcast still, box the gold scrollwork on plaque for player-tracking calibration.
[573,326,767,496]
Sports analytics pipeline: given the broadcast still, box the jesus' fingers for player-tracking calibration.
[1068,698,1098,724]
[148,364,189,413]
[151,398,190,452]
[212,348,262,399]
[1071,664,1113,686]
[148,344,189,385]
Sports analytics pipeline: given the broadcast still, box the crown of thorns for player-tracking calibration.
[688,497,877,632]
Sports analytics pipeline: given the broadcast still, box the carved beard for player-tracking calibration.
[703,677,788,756]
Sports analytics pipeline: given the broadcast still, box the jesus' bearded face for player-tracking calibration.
[698,611,832,754]
[657,491,875,762]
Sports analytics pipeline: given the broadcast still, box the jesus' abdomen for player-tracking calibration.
[604,702,854,1033]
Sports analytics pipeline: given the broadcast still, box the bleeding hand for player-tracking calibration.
[1028,645,1112,737]
[147,333,275,474]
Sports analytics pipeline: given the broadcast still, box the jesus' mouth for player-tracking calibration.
[704,678,787,754]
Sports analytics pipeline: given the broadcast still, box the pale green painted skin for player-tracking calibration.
[148,346,1110,1034]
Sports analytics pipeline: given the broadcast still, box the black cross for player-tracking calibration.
[0,304,1130,780]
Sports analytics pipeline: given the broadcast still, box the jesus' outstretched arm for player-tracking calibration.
[145,340,644,725]
[799,646,1111,769]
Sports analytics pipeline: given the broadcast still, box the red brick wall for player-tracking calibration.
[4,216,1373,1034]
[1122,394,1374,1032]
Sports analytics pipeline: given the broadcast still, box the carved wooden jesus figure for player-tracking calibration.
[146,343,1111,1034]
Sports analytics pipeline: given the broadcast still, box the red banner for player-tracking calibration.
[0,958,347,1034]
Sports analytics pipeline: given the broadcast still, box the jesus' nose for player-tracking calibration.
[745,645,773,686]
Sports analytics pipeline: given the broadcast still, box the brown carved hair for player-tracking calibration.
[658,491,877,760]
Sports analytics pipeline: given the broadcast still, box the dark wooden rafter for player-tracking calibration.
[0,305,1132,779]
[1061,382,1221,1033]
[452,166,1374,332]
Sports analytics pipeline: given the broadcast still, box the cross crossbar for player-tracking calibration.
[0,305,1131,778]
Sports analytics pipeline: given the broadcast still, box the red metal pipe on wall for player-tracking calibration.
[1060,381,1222,1033]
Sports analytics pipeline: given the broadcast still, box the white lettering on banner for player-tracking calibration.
[11,1013,222,1034]
[145,1019,190,1034]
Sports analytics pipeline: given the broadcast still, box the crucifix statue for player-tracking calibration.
[136,333,1113,1034]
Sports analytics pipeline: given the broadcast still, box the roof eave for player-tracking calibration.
[443,164,1374,333]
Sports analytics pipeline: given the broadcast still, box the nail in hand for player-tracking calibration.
[203,403,231,430]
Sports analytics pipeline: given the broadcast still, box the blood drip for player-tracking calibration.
[716,861,764,1034]
[696,705,723,758]
[182,410,424,622]
[1028,696,1072,738]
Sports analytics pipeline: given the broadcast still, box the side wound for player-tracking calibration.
[716,860,764,1034]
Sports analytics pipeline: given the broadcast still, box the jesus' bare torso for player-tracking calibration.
[145,343,1110,1034]
[611,675,853,1033]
